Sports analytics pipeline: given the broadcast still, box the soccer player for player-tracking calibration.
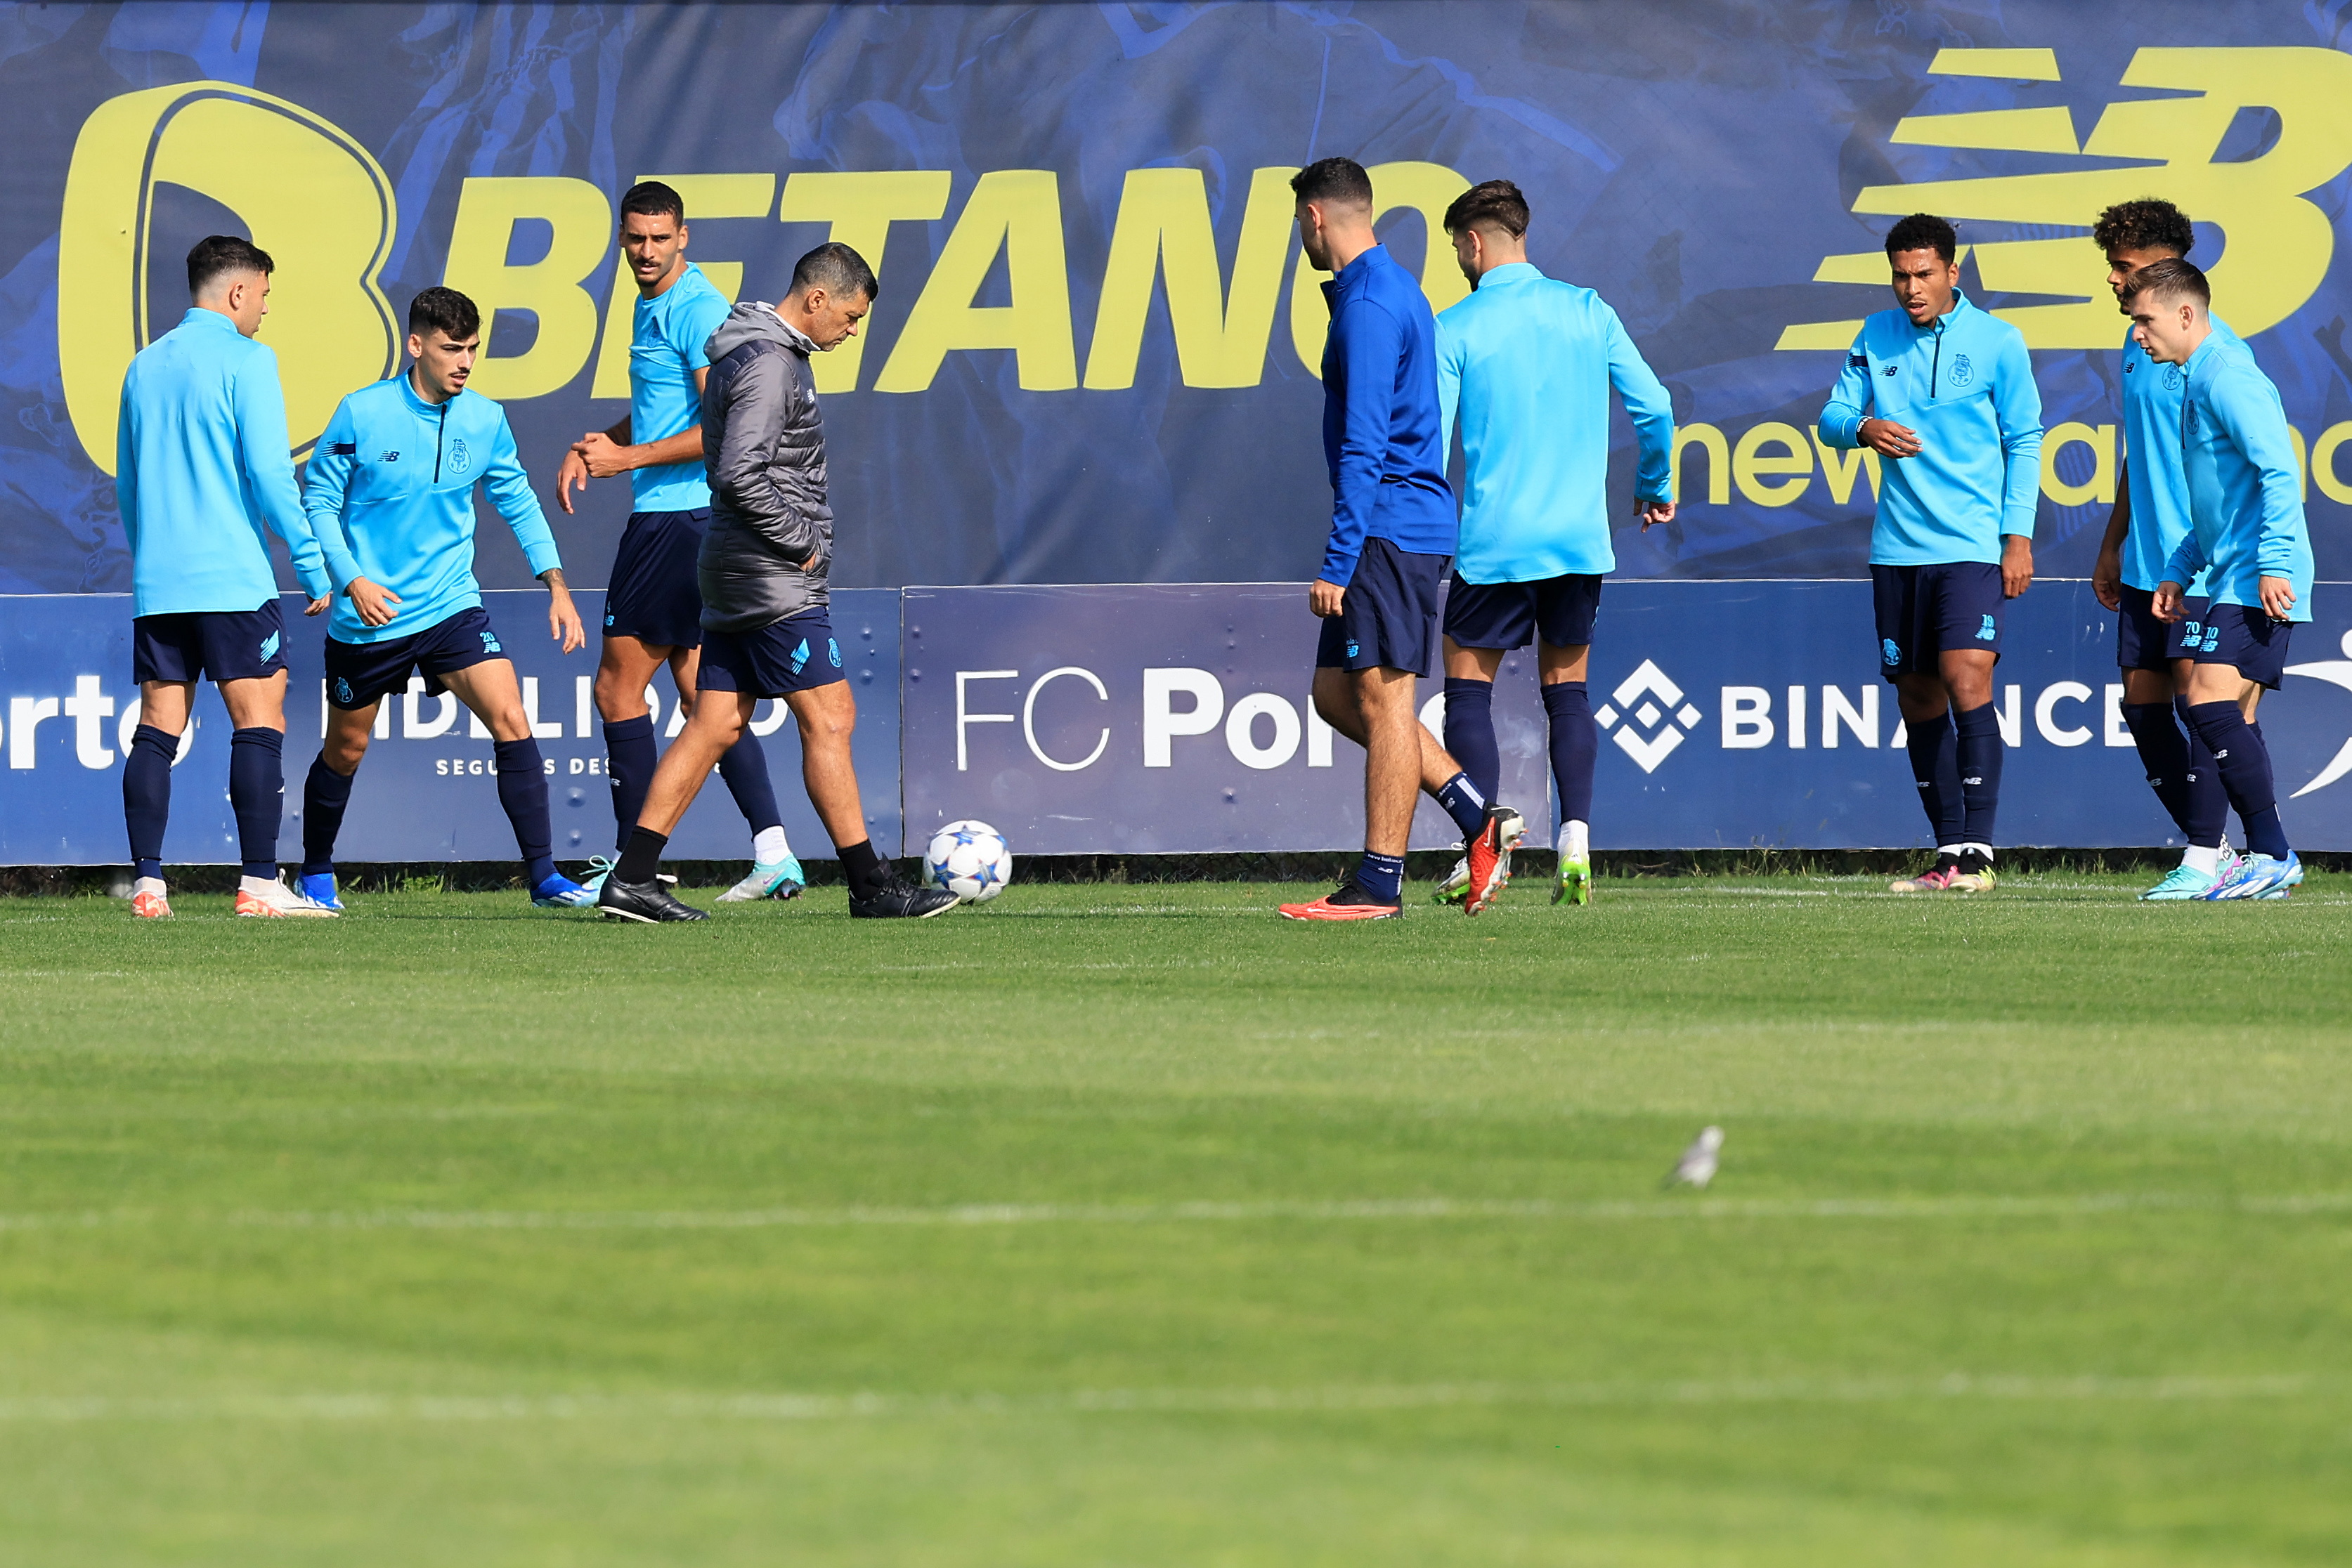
[595,244,956,922]
[1819,213,2043,893]
[2130,259,2312,899]
[116,235,338,918]
[2088,200,2247,898]
[555,181,800,904]
[1427,178,1675,909]
[295,287,596,911]
[1277,158,1519,923]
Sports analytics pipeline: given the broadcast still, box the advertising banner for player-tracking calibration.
[0,588,903,866]
[6,3,2352,600]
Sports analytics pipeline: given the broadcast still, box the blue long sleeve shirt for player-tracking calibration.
[301,374,562,644]
[1317,244,1456,585]
[1435,263,1674,582]
[630,263,733,511]
[1819,291,2044,566]
[117,307,332,615]
[2117,317,2234,595]
[2162,333,2313,621]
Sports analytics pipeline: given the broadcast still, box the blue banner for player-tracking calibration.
[11,581,2352,863]
[0,589,902,866]
[6,4,2352,596]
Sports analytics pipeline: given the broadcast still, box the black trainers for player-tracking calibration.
[597,877,710,922]
[850,874,960,920]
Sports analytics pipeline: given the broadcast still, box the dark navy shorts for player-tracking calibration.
[131,599,286,685]
[604,508,708,649]
[1315,537,1448,678]
[323,606,507,710]
[1871,561,2005,681]
[1443,572,1602,651]
[698,608,846,698]
[2116,586,2207,671]
[2181,603,2295,689]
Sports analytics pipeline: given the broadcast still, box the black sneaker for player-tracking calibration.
[597,877,710,922]
[850,874,960,920]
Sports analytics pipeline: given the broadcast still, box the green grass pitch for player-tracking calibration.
[2,871,2349,1564]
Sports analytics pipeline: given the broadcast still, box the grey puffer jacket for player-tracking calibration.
[696,301,832,632]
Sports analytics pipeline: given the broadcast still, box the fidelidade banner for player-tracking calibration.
[9,581,2352,865]
[6,2,2352,601]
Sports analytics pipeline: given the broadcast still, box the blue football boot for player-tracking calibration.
[295,871,346,913]
[531,871,599,909]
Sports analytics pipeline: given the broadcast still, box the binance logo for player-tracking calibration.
[1781,46,2352,351]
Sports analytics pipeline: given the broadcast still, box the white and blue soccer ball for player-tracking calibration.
[923,819,1013,903]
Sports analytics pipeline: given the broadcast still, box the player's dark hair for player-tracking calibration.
[2092,198,2195,260]
[619,180,687,225]
[1290,157,1374,209]
[2120,256,2209,312]
[1883,212,1958,264]
[186,235,274,297]
[788,241,877,302]
[406,285,481,341]
[1443,179,1529,239]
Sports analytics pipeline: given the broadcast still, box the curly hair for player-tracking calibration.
[2092,200,2194,259]
[1883,212,1957,263]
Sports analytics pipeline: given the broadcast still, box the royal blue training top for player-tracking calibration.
[1316,244,1456,586]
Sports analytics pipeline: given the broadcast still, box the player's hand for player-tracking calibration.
[547,587,586,654]
[1857,417,1922,458]
[2259,574,2298,620]
[2152,581,2187,622]
[574,430,632,480]
[2000,535,2034,599]
[2091,548,2123,611]
[1637,499,1677,530]
[302,596,332,618]
[1309,579,1346,618]
[347,577,401,627]
[555,444,592,516]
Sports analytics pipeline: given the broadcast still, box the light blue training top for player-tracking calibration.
[1819,290,2044,566]
[117,307,332,616]
[2118,316,2235,596]
[1435,261,1674,582]
[2164,332,2313,621]
[302,373,561,644]
[630,263,733,513]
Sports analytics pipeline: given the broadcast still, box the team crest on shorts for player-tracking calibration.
[1881,638,1900,665]
[333,676,354,704]
[1948,353,1973,387]
[828,638,842,668]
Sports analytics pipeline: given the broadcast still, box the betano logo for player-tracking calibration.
[56,81,400,475]
[1779,46,2352,351]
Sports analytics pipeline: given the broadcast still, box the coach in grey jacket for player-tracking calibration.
[595,242,956,922]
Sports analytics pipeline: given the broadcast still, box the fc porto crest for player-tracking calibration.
[2164,365,2183,391]
[446,436,472,476]
[1947,353,1974,388]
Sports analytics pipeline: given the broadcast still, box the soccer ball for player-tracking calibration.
[923,820,1013,903]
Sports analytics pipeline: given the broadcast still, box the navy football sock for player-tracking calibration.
[493,738,557,885]
[1542,681,1597,825]
[717,731,784,835]
[300,755,356,877]
[2185,700,2288,856]
[2122,702,2194,837]
[228,727,285,879]
[123,723,176,880]
[1953,701,2002,847]
[1439,678,1500,804]
[2173,697,2228,847]
[616,826,668,886]
[604,713,658,854]
[1355,851,1405,903]
[1433,771,1488,839]
[1903,710,1963,844]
